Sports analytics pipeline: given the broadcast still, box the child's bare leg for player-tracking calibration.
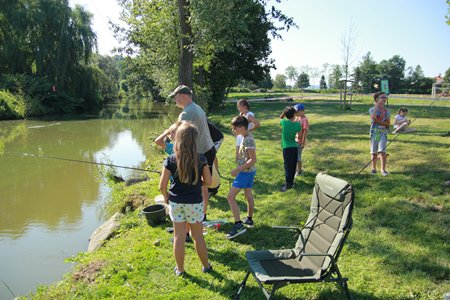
[227,187,242,222]
[189,222,209,268]
[173,222,187,272]
[380,152,387,171]
[243,188,254,218]
[371,153,378,171]
[297,160,302,173]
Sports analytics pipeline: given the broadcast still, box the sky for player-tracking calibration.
[70,0,450,80]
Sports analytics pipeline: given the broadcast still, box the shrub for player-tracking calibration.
[0,90,26,119]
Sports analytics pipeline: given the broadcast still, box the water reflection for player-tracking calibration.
[0,101,179,299]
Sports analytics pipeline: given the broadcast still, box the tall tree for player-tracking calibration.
[117,0,295,106]
[296,72,310,89]
[285,66,298,87]
[378,55,406,93]
[273,74,287,89]
[328,65,342,89]
[444,66,450,82]
[447,0,450,25]
[341,22,357,108]
[176,0,193,87]
[0,0,100,114]
[353,52,378,93]
[319,75,327,90]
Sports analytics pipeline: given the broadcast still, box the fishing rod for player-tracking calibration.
[157,101,174,123]
[21,153,161,175]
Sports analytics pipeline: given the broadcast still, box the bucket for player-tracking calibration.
[143,204,167,226]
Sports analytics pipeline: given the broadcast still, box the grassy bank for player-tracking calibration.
[31,97,449,299]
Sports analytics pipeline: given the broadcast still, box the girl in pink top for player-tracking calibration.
[294,104,309,176]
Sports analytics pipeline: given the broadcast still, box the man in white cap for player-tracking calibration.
[169,85,216,221]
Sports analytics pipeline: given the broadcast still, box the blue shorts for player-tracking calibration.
[232,171,256,189]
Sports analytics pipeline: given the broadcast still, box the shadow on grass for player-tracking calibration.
[181,267,262,299]
[360,200,449,281]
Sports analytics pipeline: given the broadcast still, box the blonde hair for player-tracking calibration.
[167,121,185,137]
[174,123,199,185]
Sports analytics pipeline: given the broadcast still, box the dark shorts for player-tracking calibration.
[203,146,216,174]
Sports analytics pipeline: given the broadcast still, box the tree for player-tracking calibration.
[328,65,342,89]
[353,52,378,93]
[176,0,193,87]
[447,0,450,25]
[257,71,273,90]
[378,55,406,93]
[0,0,102,114]
[341,22,358,108]
[444,66,450,83]
[296,72,310,89]
[117,0,295,107]
[285,66,299,87]
[319,75,327,90]
[403,65,433,94]
[273,74,287,89]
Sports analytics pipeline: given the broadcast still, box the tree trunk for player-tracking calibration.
[177,0,193,88]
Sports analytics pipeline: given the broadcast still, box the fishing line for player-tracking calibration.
[1,280,15,298]
[19,153,161,174]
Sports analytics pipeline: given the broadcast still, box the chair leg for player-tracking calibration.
[341,278,352,300]
[267,283,282,300]
[234,270,251,299]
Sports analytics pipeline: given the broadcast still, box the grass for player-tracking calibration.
[31,96,449,299]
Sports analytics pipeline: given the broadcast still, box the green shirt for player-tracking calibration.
[280,118,301,149]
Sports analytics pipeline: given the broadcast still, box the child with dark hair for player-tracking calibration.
[279,106,301,192]
[392,107,416,134]
[159,122,213,276]
[226,115,257,239]
[236,98,260,159]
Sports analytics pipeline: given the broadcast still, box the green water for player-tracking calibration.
[0,101,180,299]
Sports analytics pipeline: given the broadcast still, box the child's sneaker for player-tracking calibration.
[202,263,213,273]
[371,169,377,174]
[295,170,303,176]
[226,222,246,239]
[381,170,389,177]
[174,267,184,277]
[242,217,254,228]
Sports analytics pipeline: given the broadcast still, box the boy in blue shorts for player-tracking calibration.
[226,116,257,239]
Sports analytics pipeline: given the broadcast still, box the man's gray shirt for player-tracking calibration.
[178,102,214,154]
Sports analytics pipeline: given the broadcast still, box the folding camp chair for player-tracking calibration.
[235,172,354,299]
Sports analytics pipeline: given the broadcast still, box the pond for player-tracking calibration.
[0,101,180,299]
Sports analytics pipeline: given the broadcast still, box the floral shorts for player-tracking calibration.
[169,201,204,223]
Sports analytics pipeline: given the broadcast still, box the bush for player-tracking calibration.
[0,90,26,119]
[0,74,82,118]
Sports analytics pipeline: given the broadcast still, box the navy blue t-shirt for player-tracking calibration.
[163,153,207,204]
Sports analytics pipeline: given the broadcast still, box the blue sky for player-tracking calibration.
[270,0,450,79]
[71,0,450,79]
